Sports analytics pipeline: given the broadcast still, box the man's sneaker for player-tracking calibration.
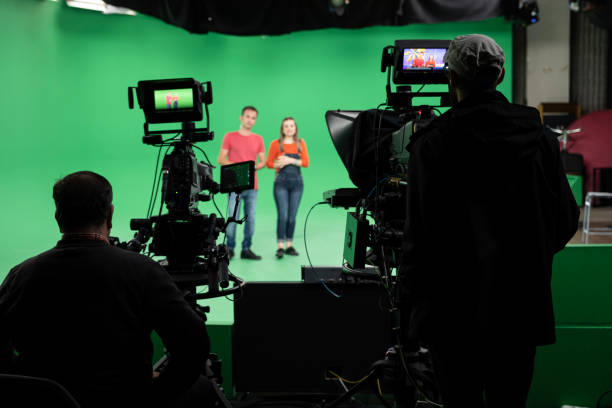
[228,249,235,260]
[241,249,262,260]
[275,248,284,259]
[285,246,299,256]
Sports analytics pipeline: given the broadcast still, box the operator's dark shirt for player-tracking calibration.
[401,90,579,346]
[0,238,210,407]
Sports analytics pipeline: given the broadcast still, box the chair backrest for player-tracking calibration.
[537,102,582,126]
[0,374,81,407]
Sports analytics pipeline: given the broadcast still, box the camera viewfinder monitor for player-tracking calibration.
[220,161,255,193]
[393,40,451,85]
[153,88,195,111]
[136,78,205,124]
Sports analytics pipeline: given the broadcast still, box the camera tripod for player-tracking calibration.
[152,294,232,408]
[322,345,439,408]
[152,275,241,408]
[320,270,440,408]
[153,351,232,408]
[324,352,397,408]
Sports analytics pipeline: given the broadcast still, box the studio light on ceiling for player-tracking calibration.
[329,0,350,16]
[65,0,136,15]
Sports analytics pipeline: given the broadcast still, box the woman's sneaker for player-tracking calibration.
[275,248,284,259]
[284,247,299,256]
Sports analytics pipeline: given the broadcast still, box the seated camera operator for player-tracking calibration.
[401,35,578,407]
[0,171,210,408]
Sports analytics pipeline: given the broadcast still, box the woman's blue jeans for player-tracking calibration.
[273,172,303,243]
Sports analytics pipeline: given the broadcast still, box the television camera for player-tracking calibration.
[324,39,451,273]
[321,41,451,407]
[117,78,253,297]
[109,78,255,406]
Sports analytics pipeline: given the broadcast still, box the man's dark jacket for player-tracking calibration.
[0,239,210,407]
[401,90,579,346]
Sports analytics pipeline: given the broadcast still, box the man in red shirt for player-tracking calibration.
[412,50,425,68]
[217,106,266,260]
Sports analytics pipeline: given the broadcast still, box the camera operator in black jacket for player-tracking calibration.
[401,34,579,407]
[0,171,210,408]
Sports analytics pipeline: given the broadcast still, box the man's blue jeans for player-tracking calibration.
[226,189,257,251]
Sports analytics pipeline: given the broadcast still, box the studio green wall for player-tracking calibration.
[0,1,512,282]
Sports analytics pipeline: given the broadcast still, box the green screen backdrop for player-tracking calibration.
[0,0,513,323]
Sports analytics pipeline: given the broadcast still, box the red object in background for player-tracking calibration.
[565,110,612,193]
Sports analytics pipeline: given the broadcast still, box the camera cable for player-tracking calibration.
[366,176,391,199]
[192,144,214,167]
[395,334,444,407]
[597,389,612,407]
[191,142,223,217]
[148,142,174,218]
[303,201,341,298]
[146,144,163,217]
[147,143,170,217]
[211,194,223,218]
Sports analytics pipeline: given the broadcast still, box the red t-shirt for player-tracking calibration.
[221,131,265,189]
[413,57,424,67]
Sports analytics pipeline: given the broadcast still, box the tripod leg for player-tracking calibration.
[211,380,233,408]
[372,379,393,408]
[171,375,233,408]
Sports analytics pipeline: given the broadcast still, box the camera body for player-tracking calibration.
[321,42,449,405]
[123,78,253,295]
[325,40,452,272]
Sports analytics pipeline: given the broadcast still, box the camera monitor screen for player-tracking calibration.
[220,161,255,194]
[135,78,204,124]
[153,88,195,111]
[393,39,450,85]
[402,48,447,71]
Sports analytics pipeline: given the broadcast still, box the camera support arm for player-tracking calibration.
[222,193,247,233]
[142,123,213,145]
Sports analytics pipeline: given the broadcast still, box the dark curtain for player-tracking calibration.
[104,0,504,35]
[570,11,610,113]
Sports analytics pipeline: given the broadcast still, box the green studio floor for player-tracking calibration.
[199,198,349,325]
[199,240,612,408]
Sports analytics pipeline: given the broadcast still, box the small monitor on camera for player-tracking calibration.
[393,40,450,85]
[134,78,211,124]
[220,161,255,194]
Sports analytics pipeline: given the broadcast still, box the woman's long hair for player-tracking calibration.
[279,117,301,153]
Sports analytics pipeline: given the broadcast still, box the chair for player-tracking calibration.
[592,167,612,206]
[581,192,612,243]
[537,102,582,126]
[0,374,80,407]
